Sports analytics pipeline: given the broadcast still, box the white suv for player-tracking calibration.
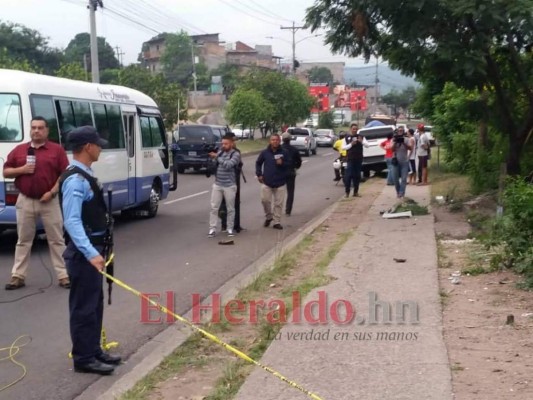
[357,125,396,177]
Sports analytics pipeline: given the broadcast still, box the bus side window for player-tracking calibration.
[93,103,125,149]
[150,116,166,147]
[29,96,60,144]
[72,101,93,127]
[106,104,125,149]
[140,116,152,148]
[55,100,76,146]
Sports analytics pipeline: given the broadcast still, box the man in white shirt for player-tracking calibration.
[416,124,430,185]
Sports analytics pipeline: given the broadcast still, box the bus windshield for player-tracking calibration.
[0,94,22,142]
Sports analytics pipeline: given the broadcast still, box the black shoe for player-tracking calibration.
[285,211,291,216]
[96,353,122,365]
[345,193,349,198]
[353,192,361,197]
[333,177,341,182]
[74,360,115,375]
[235,227,246,233]
[264,218,273,227]
[273,224,283,230]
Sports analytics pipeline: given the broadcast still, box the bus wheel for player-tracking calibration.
[143,183,161,218]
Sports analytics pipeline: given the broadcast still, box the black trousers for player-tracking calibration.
[344,159,362,195]
[64,243,104,365]
[285,171,296,214]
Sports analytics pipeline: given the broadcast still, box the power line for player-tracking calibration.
[103,7,161,34]
[248,0,293,23]
[232,0,285,24]
[216,0,281,27]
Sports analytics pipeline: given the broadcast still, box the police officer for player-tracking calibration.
[60,126,121,375]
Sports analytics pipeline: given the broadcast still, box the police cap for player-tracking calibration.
[68,126,108,148]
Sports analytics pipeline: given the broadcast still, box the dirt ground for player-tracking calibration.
[147,179,384,400]
[435,205,533,399]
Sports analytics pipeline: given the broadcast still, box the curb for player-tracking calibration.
[75,194,343,400]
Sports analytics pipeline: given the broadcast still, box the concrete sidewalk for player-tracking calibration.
[235,185,453,400]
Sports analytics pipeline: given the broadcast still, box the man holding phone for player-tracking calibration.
[342,123,369,197]
[255,134,289,229]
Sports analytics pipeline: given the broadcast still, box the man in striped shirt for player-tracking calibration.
[208,135,241,238]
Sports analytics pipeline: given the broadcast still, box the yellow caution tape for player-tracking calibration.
[101,254,324,400]
[0,335,31,393]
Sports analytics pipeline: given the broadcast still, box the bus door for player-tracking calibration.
[123,111,136,205]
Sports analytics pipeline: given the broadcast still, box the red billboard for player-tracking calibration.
[308,84,330,113]
[349,89,367,111]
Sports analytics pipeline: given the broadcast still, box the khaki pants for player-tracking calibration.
[11,193,68,280]
[261,184,286,224]
[210,184,237,231]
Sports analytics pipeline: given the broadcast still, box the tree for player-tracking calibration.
[318,111,335,129]
[194,62,211,91]
[64,33,120,72]
[0,21,63,73]
[160,31,193,86]
[382,86,417,116]
[307,66,333,84]
[240,70,315,130]
[226,88,273,136]
[306,0,533,175]
[0,47,39,72]
[211,63,241,96]
[55,62,88,81]
[114,65,187,130]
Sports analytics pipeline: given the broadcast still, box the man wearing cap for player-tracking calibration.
[3,116,70,290]
[59,126,121,375]
[281,131,302,216]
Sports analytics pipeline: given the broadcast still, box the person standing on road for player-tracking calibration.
[219,132,245,233]
[407,128,417,185]
[281,132,302,216]
[391,126,413,198]
[380,132,395,186]
[256,134,288,229]
[59,126,121,376]
[3,116,70,290]
[208,135,241,238]
[333,131,347,182]
[416,124,430,185]
[342,123,369,197]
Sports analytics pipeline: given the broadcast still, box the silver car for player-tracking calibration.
[315,129,337,147]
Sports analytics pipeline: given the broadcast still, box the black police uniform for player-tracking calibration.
[281,141,302,215]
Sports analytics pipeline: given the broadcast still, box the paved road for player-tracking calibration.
[0,147,352,400]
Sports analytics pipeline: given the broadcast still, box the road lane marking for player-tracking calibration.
[302,160,309,164]
[321,152,333,157]
[164,190,209,205]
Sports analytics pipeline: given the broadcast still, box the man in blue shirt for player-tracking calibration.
[60,126,121,375]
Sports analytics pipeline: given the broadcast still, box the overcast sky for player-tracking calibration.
[3,0,368,67]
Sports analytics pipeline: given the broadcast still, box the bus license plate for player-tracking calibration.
[188,151,197,156]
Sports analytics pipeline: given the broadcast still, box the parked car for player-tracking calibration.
[357,125,396,177]
[314,129,337,147]
[304,113,319,128]
[172,124,226,173]
[287,127,317,156]
[231,124,251,139]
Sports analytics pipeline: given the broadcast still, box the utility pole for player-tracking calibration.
[83,53,89,81]
[374,55,379,108]
[115,46,125,68]
[281,21,304,76]
[191,41,198,113]
[88,0,103,83]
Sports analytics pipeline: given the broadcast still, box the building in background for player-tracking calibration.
[298,62,345,84]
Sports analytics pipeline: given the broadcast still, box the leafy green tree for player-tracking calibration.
[226,88,273,136]
[382,86,417,116]
[55,62,88,81]
[0,21,63,73]
[64,33,120,72]
[307,66,333,84]
[100,68,120,84]
[318,111,335,129]
[0,47,40,72]
[211,63,241,95]
[240,70,315,129]
[306,0,533,175]
[114,65,187,130]
[194,62,211,91]
[160,31,193,86]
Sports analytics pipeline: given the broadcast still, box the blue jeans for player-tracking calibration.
[385,157,394,184]
[344,159,362,195]
[392,160,409,197]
